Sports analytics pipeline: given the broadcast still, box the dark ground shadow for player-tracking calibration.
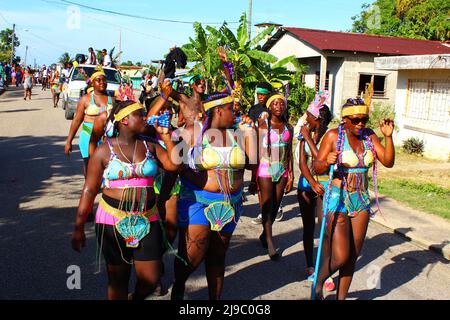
[0,108,42,113]
[0,135,106,299]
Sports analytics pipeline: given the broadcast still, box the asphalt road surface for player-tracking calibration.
[1,87,449,300]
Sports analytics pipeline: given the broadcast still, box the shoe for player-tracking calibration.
[251,214,262,225]
[268,248,280,261]
[306,267,315,282]
[324,277,335,292]
[275,208,283,222]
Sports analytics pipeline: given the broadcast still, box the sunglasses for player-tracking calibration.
[348,117,369,125]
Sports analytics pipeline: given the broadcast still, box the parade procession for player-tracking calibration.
[0,0,449,307]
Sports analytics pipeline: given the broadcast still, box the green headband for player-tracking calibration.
[256,88,270,95]
[189,74,204,86]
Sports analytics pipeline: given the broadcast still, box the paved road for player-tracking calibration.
[1,87,449,300]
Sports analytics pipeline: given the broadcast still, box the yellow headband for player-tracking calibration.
[341,105,369,117]
[203,96,234,112]
[91,71,106,82]
[266,94,285,108]
[114,103,144,121]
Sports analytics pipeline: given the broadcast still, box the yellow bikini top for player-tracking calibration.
[189,131,246,171]
[340,131,374,169]
[85,93,113,116]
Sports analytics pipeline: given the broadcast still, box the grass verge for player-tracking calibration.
[376,178,450,220]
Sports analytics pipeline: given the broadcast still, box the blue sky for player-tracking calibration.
[0,0,368,66]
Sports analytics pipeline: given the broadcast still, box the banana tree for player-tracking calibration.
[182,12,313,121]
[181,22,223,93]
[58,52,71,65]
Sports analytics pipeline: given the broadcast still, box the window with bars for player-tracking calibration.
[358,74,386,97]
[315,71,329,91]
[406,79,450,128]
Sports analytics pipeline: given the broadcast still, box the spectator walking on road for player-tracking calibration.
[49,66,61,107]
[22,67,34,100]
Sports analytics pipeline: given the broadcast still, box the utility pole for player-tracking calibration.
[10,23,15,65]
[24,45,28,68]
[248,0,253,41]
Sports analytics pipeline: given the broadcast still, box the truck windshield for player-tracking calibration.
[71,67,121,84]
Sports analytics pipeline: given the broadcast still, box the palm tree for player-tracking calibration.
[58,52,71,65]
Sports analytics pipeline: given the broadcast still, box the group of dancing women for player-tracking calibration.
[68,51,395,300]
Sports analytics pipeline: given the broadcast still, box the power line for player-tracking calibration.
[82,12,174,43]
[58,0,239,25]
[18,29,78,53]
[0,12,12,26]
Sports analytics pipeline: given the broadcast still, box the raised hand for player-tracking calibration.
[218,46,228,63]
[161,78,173,98]
[154,119,170,136]
[380,119,394,137]
[300,124,311,138]
[238,115,254,130]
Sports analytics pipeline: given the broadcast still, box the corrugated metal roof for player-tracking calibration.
[266,27,450,55]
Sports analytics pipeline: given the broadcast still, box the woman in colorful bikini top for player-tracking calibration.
[71,100,179,300]
[256,94,294,261]
[65,67,114,174]
[312,97,395,300]
[172,93,256,300]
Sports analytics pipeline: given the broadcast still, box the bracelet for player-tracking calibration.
[160,92,169,102]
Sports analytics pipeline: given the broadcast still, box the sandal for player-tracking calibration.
[324,277,335,292]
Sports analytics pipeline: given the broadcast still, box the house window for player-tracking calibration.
[315,71,329,91]
[406,79,450,128]
[358,74,386,97]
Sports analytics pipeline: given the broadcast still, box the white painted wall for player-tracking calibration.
[393,69,450,160]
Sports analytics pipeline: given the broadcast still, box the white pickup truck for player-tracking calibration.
[62,64,122,119]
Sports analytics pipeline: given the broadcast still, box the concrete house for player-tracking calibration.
[375,54,450,160]
[262,27,450,117]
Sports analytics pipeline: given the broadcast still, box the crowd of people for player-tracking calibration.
[66,47,395,300]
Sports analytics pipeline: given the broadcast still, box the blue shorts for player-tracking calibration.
[79,122,93,159]
[297,176,329,193]
[177,179,243,233]
[325,185,370,216]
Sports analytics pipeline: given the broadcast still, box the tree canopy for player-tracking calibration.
[352,0,450,41]
[0,28,20,63]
